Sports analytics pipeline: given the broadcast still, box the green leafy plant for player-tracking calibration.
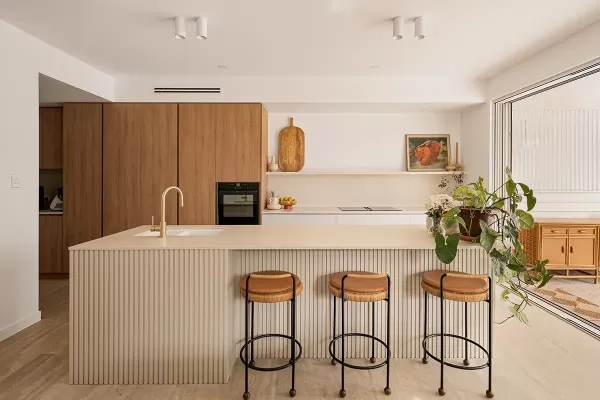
[434,169,552,323]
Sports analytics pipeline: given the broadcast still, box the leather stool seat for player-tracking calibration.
[421,270,488,303]
[240,270,303,303]
[329,271,389,302]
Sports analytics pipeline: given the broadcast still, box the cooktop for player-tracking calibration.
[338,206,401,212]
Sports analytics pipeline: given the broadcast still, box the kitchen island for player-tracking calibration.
[69,225,491,385]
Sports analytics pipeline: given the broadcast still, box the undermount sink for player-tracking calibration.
[135,228,224,237]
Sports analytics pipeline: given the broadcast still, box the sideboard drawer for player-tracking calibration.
[541,227,567,235]
[568,227,597,236]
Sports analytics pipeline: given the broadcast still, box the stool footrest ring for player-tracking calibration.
[329,333,390,371]
[240,333,302,372]
[422,333,489,371]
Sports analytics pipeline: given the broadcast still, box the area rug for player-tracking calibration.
[534,287,600,321]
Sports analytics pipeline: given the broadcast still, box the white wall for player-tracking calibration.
[460,104,492,185]
[489,21,600,100]
[266,112,461,207]
[0,19,115,341]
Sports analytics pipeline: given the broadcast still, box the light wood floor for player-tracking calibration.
[1,279,599,399]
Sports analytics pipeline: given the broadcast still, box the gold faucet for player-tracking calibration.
[150,186,184,238]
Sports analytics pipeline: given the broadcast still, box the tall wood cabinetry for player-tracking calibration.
[63,104,103,266]
[39,107,63,169]
[521,220,600,283]
[39,215,63,273]
[178,104,217,225]
[102,104,178,235]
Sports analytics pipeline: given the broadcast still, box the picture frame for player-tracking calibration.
[405,134,450,172]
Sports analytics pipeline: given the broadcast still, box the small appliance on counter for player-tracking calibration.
[216,182,260,225]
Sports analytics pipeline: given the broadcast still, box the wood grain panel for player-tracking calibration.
[40,107,63,169]
[103,104,178,235]
[39,215,63,273]
[178,104,216,225]
[63,103,102,265]
[103,104,138,235]
[215,104,262,182]
[136,104,178,226]
[278,117,305,172]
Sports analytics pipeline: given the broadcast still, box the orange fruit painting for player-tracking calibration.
[406,135,450,171]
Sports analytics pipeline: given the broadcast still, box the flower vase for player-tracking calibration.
[426,216,444,237]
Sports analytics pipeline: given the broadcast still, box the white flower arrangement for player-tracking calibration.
[426,194,458,213]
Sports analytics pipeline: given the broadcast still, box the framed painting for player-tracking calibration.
[405,134,450,172]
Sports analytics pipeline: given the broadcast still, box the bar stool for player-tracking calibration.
[239,271,303,399]
[328,271,392,398]
[421,270,493,398]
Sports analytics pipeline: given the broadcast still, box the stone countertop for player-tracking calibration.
[39,210,63,215]
[262,206,425,215]
[69,224,481,251]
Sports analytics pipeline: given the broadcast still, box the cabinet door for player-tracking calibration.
[63,104,103,264]
[336,214,411,225]
[262,214,337,226]
[215,104,262,182]
[103,104,178,235]
[179,104,216,224]
[40,107,63,169]
[568,237,597,267]
[540,236,568,267]
[39,215,64,274]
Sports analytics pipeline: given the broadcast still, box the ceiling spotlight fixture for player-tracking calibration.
[196,17,208,40]
[174,16,186,40]
[370,65,381,69]
[414,16,425,40]
[218,65,228,69]
[392,16,404,40]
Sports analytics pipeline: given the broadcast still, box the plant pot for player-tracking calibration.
[458,208,489,240]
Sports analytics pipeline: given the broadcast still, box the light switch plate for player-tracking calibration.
[11,174,20,188]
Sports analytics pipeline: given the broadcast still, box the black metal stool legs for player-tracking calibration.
[422,291,428,364]
[331,296,337,366]
[486,277,494,399]
[289,275,297,398]
[249,302,255,367]
[243,295,250,400]
[384,278,392,395]
[463,302,470,367]
[438,279,446,396]
[370,302,376,363]
[340,285,346,398]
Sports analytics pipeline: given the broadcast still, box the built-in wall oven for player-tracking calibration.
[216,182,260,225]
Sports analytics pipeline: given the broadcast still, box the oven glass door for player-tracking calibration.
[218,191,259,224]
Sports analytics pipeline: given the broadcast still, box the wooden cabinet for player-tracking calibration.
[215,104,263,182]
[521,220,600,283]
[63,104,103,266]
[103,104,178,235]
[178,104,216,225]
[540,236,568,267]
[39,107,63,169]
[39,215,64,274]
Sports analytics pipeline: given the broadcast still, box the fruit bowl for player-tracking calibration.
[279,197,297,210]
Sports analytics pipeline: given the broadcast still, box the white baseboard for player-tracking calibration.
[0,311,42,342]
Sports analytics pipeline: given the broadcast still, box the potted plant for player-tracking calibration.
[435,169,552,322]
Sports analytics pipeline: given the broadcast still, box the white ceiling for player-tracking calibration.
[1,0,599,78]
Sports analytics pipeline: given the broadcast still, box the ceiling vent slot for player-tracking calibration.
[154,87,221,94]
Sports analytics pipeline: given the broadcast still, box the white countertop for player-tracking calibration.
[70,224,480,251]
[262,206,425,215]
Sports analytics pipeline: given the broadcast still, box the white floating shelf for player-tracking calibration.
[267,169,466,176]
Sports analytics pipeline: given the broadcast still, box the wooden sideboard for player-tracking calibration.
[520,219,600,284]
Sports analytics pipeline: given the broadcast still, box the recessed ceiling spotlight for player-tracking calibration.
[392,17,404,40]
[414,16,425,40]
[370,65,381,69]
[174,16,186,40]
[196,17,208,40]
[218,65,228,69]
